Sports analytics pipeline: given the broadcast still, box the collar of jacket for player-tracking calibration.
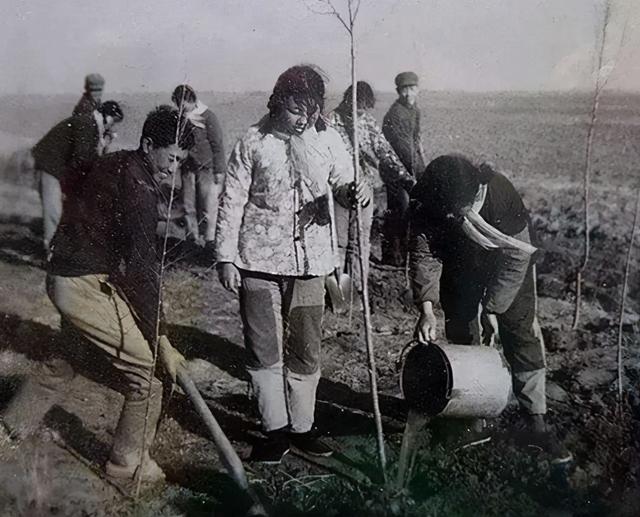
[187,100,209,129]
[259,114,330,141]
[132,149,163,194]
[396,98,418,111]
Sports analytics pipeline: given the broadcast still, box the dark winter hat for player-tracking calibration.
[85,73,105,91]
[395,71,419,88]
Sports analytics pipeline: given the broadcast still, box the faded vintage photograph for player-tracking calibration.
[0,0,639,515]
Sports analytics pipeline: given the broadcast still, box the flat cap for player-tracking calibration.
[395,71,419,88]
[84,73,105,91]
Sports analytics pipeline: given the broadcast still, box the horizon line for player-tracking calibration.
[2,87,640,98]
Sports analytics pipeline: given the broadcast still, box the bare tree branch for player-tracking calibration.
[572,0,614,329]
[617,186,640,402]
[353,0,362,22]
[303,0,387,481]
[304,0,351,32]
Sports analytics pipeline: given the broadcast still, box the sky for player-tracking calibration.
[0,0,639,95]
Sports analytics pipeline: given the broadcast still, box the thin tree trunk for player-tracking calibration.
[133,166,181,498]
[617,188,640,401]
[573,1,610,329]
[349,19,387,478]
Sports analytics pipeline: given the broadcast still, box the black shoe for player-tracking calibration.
[526,430,573,465]
[518,415,573,465]
[250,429,290,464]
[290,431,333,457]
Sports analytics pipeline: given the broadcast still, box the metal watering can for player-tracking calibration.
[399,341,511,419]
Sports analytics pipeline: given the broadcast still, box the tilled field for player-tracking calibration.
[0,178,639,516]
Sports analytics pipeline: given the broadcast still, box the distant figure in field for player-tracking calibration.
[328,81,415,291]
[409,155,572,464]
[31,101,124,252]
[171,84,226,255]
[381,71,426,266]
[1,106,192,485]
[73,73,105,117]
[216,65,369,464]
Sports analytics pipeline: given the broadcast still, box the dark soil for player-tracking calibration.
[0,180,639,516]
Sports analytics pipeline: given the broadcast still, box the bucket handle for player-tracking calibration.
[395,339,437,373]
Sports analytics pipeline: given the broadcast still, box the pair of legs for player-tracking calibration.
[440,264,546,416]
[334,194,374,292]
[2,274,164,482]
[38,170,62,253]
[182,167,223,244]
[382,184,411,267]
[239,270,325,435]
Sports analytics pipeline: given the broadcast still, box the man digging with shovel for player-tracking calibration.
[409,155,572,465]
[0,106,193,485]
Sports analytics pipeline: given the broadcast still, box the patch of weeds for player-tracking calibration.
[261,435,614,517]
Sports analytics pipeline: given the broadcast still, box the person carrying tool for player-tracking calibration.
[216,65,369,464]
[382,71,426,266]
[172,84,226,257]
[1,106,192,484]
[409,155,572,464]
[31,100,124,253]
[73,73,105,117]
[328,81,415,291]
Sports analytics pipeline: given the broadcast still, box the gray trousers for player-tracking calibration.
[239,270,325,433]
[441,264,547,415]
[38,170,62,251]
[2,274,160,439]
[182,167,223,243]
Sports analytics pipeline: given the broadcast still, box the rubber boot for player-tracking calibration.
[1,358,74,440]
[105,378,165,484]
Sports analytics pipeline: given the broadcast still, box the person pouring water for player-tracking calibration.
[408,154,572,464]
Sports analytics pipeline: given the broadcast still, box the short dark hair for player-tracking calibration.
[341,81,376,110]
[171,84,197,106]
[100,100,123,121]
[141,105,194,150]
[267,65,327,131]
[413,155,480,222]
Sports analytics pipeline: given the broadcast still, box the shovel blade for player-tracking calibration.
[326,273,352,314]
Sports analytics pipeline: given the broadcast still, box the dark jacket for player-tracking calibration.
[49,150,166,343]
[184,108,226,176]
[409,171,533,314]
[382,100,425,176]
[32,114,100,182]
[73,93,101,117]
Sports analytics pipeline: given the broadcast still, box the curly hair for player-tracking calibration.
[141,105,194,150]
[267,65,328,131]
